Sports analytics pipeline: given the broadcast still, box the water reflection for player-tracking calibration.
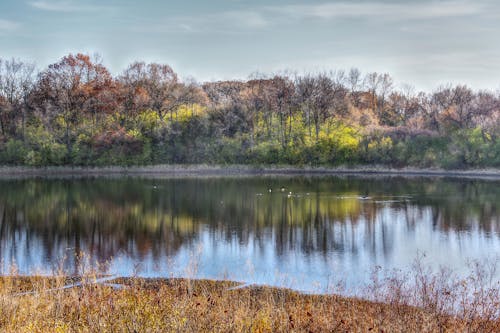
[0,176,498,291]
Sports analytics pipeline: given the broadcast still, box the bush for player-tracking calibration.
[1,139,28,165]
[250,141,282,164]
[363,136,394,164]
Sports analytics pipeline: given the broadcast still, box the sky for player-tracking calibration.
[0,0,499,91]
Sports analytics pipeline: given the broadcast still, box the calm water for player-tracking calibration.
[0,176,499,292]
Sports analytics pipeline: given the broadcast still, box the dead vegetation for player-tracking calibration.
[0,259,498,333]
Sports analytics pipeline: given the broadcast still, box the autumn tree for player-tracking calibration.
[120,62,207,122]
[203,80,247,108]
[33,53,115,156]
[0,53,499,168]
[118,62,150,122]
[384,84,422,126]
[473,91,500,141]
[424,85,478,131]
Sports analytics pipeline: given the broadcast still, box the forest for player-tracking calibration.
[0,53,498,168]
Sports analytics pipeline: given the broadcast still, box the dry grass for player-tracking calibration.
[0,265,498,333]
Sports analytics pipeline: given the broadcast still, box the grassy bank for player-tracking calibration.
[0,164,499,179]
[0,272,498,332]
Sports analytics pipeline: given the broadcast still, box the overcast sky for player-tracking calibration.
[0,0,499,90]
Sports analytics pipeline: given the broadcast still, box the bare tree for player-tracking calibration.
[362,72,394,122]
[0,58,36,138]
[377,73,394,116]
[296,72,346,140]
[312,74,335,136]
[364,72,380,113]
[330,70,349,116]
[267,75,295,147]
[295,74,316,139]
[348,68,362,94]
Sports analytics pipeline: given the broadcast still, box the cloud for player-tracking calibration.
[0,19,20,31]
[271,1,486,21]
[170,1,482,33]
[132,1,489,35]
[223,11,268,29]
[28,0,104,13]
[131,10,269,35]
[177,10,269,33]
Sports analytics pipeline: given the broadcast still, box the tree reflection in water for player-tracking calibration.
[0,176,498,290]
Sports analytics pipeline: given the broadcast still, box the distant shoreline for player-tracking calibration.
[0,164,499,179]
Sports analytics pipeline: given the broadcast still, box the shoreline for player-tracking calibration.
[0,164,499,179]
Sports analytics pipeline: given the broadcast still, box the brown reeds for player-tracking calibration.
[0,257,498,332]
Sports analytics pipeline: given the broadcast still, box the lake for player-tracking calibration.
[0,175,499,293]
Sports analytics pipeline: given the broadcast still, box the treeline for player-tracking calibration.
[0,53,498,168]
